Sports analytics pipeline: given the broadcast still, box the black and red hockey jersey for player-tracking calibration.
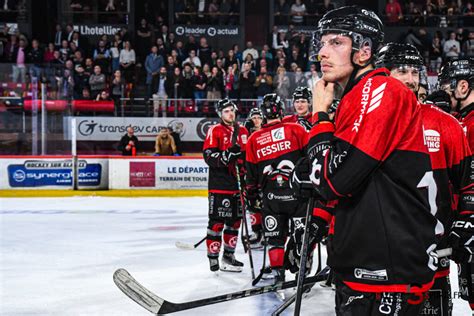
[203,123,249,193]
[458,103,474,151]
[282,113,313,131]
[307,68,438,293]
[420,103,472,277]
[245,121,307,195]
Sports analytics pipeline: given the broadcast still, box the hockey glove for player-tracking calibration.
[297,116,313,131]
[290,157,314,199]
[220,144,241,166]
[449,214,474,263]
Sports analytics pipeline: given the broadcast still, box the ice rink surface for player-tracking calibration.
[0,197,471,315]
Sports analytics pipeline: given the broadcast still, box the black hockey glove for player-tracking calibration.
[297,116,313,131]
[290,157,315,199]
[284,216,328,273]
[449,214,474,263]
[244,119,254,132]
[220,144,241,166]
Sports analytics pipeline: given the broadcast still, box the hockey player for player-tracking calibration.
[244,107,264,135]
[439,58,474,311]
[203,99,249,272]
[243,107,265,247]
[282,86,313,131]
[376,42,473,316]
[297,6,440,315]
[245,93,309,283]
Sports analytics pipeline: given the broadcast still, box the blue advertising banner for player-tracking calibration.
[8,160,101,187]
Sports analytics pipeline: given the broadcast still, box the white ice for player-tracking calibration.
[0,197,471,315]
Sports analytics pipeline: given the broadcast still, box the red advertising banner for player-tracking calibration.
[129,161,155,187]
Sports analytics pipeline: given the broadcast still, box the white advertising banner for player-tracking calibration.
[108,157,208,190]
[64,117,221,142]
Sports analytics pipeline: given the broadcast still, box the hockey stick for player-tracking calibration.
[251,238,268,286]
[294,196,316,316]
[236,163,256,280]
[175,236,206,250]
[113,266,330,315]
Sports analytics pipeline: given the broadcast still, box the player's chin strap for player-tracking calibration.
[341,48,377,97]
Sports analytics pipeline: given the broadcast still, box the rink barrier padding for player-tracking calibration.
[0,189,208,198]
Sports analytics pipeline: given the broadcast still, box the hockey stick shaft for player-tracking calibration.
[193,236,206,248]
[114,266,330,315]
[252,238,268,286]
[294,197,315,316]
[235,164,256,279]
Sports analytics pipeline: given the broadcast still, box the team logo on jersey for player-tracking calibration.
[271,127,285,141]
[424,129,441,153]
[222,198,231,208]
[265,216,278,231]
[228,236,238,248]
[250,214,257,225]
[209,241,221,254]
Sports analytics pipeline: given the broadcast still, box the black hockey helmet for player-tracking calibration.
[292,87,312,103]
[260,93,284,120]
[247,107,263,119]
[438,58,474,91]
[425,90,452,113]
[375,43,424,70]
[215,98,237,117]
[310,6,384,62]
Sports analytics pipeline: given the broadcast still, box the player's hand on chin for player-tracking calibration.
[312,79,334,114]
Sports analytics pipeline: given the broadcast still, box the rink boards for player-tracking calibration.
[0,156,209,196]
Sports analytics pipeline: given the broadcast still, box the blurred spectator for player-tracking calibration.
[110,69,125,110]
[65,24,74,42]
[198,37,212,67]
[386,0,403,24]
[73,64,90,99]
[239,62,256,99]
[154,127,177,156]
[184,35,198,55]
[224,49,240,69]
[463,31,474,57]
[192,66,207,109]
[292,67,306,90]
[181,63,194,98]
[182,49,201,67]
[59,40,70,62]
[4,34,18,63]
[443,31,460,59]
[174,0,186,24]
[273,66,290,100]
[12,38,27,83]
[155,38,167,59]
[53,24,65,49]
[89,65,107,98]
[96,89,111,101]
[243,41,259,60]
[273,31,289,52]
[93,40,111,74]
[288,48,303,70]
[208,0,220,24]
[174,41,186,65]
[233,44,243,63]
[157,25,170,47]
[60,60,75,99]
[28,39,43,80]
[170,66,184,98]
[136,18,152,62]
[119,40,136,83]
[165,55,178,77]
[84,58,94,76]
[71,32,85,51]
[44,43,55,63]
[255,66,273,98]
[274,56,288,72]
[145,45,164,99]
[243,53,256,71]
[318,0,335,16]
[429,35,443,72]
[78,88,92,100]
[224,65,238,98]
[462,2,474,26]
[275,0,290,24]
[110,39,121,72]
[152,66,172,117]
[290,0,307,25]
[118,126,138,156]
[202,63,211,78]
[260,44,273,67]
[207,66,224,100]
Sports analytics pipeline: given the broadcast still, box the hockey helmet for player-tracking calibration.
[375,43,424,70]
[260,93,284,120]
[215,98,237,117]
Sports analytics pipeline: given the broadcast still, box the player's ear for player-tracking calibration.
[353,45,372,66]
